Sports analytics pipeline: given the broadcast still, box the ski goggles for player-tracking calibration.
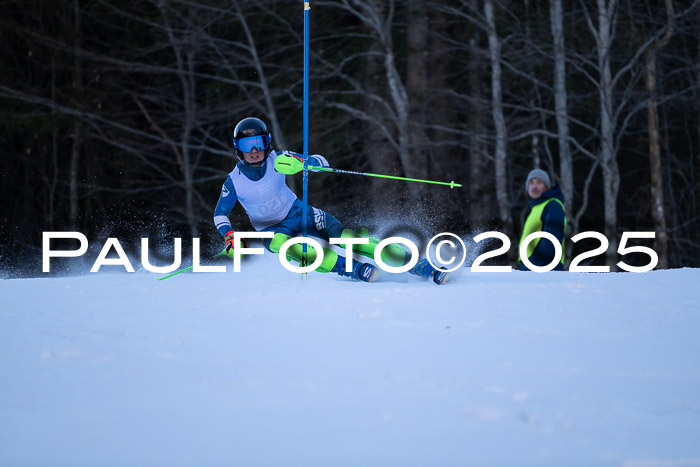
[234,134,271,153]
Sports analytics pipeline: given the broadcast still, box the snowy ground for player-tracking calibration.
[2,254,700,466]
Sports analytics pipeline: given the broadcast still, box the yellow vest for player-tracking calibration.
[518,198,566,265]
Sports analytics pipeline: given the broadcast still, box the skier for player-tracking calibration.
[213,116,447,283]
[518,169,567,271]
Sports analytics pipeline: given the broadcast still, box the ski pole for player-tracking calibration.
[156,251,226,281]
[275,153,462,189]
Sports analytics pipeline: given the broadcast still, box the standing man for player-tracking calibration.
[518,169,567,271]
[213,116,447,284]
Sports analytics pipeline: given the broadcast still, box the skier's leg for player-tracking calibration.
[304,206,344,240]
[339,228,407,267]
[338,227,447,284]
[268,233,338,273]
[306,205,410,268]
[299,207,444,284]
[286,200,406,268]
[268,232,378,282]
[261,206,345,275]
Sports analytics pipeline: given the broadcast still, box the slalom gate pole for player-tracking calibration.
[156,251,226,281]
[301,0,310,278]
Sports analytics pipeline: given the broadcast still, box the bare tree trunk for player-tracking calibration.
[365,32,400,217]
[550,0,573,266]
[321,0,421,207]
[49,54,59,231]
[69,0,83,230]
[524,1,541,170]
[182,50,197,238]
[697,12,700,241]
[406,0,430,212]
[550,0,573,212]
[643,0,673,270]
[468,37,490,226]
[406,0,429,176]
[69,123,82,230]
[484,0,513,236]
[427,5,450,177]
[356,0,420,209]
[166,16,198,237]
[644,57,668,268]
[426,4,473,223]
[595,0,620,267]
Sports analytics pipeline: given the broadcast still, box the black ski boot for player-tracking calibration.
[409,258,449,285]
[332,257,379,283]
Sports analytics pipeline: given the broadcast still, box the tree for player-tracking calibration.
[484,0,514,237]
[549,0,573,230]
[639,0,674,269]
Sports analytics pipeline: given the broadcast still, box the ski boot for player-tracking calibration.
[410,258,449,285]
[332,256,379,283]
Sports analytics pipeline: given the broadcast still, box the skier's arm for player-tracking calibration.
[529,202,566,267]
[213,178,239,238]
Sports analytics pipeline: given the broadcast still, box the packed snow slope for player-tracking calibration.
[1,254,700,467]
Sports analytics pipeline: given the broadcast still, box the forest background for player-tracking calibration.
[1,0,699,276]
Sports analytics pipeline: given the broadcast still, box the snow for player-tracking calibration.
[2,255,700,466]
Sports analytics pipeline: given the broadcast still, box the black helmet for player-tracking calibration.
[233,117,272,163]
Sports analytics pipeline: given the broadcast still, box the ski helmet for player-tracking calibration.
[233,117,272,164]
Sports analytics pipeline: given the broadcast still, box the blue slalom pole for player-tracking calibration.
[301,0,310,276]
